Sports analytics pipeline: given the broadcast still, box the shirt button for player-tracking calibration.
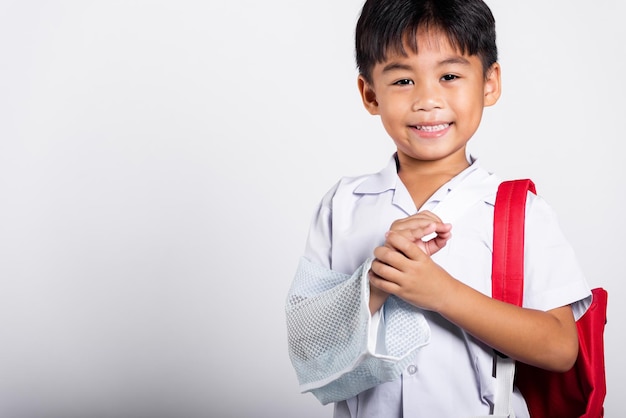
[407,365,417,375]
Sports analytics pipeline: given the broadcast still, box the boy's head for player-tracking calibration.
[354,0,501,169]
[355,0,497,84]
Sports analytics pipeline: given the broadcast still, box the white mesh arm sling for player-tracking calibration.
[285,257,430,404]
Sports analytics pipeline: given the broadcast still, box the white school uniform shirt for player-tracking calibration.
[303,154,592,418]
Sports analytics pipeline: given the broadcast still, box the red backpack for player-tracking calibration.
[492,179,608,418]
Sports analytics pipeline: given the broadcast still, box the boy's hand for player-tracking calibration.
[369,229,454,312]
[367,211,452,313]
[387,210,452,255]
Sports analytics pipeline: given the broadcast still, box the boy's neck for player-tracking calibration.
[396,152,471,210]
[396,150,470,178]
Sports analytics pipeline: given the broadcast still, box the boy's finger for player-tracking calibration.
[384,230,426,260]
[368,268,401,293]
[391,225,435,243]
[421,222,452,242]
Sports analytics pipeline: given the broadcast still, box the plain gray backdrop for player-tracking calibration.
[0,0,623,417]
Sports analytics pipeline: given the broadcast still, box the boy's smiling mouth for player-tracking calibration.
[410,122,453,138]
[414,123,451,132]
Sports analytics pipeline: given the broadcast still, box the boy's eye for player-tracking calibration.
[441,74,459,81]
[393,79,414,85]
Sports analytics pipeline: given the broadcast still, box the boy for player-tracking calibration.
[285,0,592,416]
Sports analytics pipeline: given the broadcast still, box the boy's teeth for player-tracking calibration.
[416,123,449,132]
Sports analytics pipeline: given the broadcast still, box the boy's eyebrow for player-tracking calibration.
[381,62,413,73]
[381,56,472,73]
[438,56,471,66]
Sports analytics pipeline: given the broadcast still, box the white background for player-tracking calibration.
[0,0,623,417]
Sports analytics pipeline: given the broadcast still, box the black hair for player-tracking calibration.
[355,0,498,83]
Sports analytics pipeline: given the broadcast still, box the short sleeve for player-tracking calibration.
[523,194,592,318]
[302,182,340,270]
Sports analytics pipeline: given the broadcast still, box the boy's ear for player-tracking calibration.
[358,75,379,115]
[484,62,502,107]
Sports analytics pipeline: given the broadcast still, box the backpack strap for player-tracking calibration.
[492,179,536,306]
[489,179,536,417]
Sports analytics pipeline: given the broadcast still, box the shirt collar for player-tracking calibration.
[353,154,399,195]
[354,153,482,194]
[353,153,489,215]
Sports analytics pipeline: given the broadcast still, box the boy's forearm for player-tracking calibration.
[369,285,389,314]
[438,278,579,372]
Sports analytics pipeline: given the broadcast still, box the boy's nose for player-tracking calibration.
[411,85,443,111]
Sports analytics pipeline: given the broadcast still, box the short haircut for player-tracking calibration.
[355,0,498,83]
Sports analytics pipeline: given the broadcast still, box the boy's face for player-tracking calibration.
[358,29,501,169]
